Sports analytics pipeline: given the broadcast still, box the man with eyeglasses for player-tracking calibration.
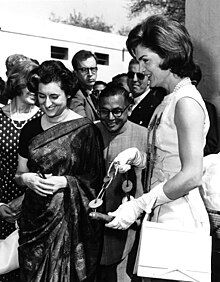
[128,58,165,127]
[70,50,99,121]
[95,82,148,282]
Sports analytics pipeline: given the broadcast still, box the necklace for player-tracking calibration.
[10,102,32,130]
[173,77,191,93]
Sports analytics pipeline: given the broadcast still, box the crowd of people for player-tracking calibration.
[0,13,219,282]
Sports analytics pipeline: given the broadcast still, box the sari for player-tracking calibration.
[18,118,104,282]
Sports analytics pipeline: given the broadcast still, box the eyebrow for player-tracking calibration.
[100,107,123,110]
[137,55,146,61]
[38,92,59,95]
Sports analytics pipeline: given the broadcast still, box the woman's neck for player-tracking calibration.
[164,75,183,94]
[10,97,33,114]
[44,108,70,125]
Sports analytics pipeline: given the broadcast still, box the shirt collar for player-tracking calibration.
[133,88,151,109]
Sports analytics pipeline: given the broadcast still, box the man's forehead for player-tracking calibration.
[78,57,96,66]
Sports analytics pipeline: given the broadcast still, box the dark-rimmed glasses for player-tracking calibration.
[92,89,102,97]
[127,71,146,80]
[98,104,130,118]
[77,67,98,74]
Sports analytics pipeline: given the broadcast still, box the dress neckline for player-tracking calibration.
[172,77,192,94]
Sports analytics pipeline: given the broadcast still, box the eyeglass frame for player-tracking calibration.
[97,104,131,118]
[76,67,98,74]
[127,71,147,80]
[92,89,102,97]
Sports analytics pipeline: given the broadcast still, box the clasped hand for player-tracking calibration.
[0,195,24,223]
[22,173,67,197]
[0,204,18,223]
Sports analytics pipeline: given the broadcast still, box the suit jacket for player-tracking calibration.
[204,100,219,156]
[129,87,165,128]
[69,85,99,122]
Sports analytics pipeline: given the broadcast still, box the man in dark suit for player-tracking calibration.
[127,58,165,128]
[191,64,219,156]
[203,100,219,156]
[70,50,99,121]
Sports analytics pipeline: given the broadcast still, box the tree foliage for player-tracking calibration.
[49,10,113,33]
[117,26,132,36]
[127,0,185,23]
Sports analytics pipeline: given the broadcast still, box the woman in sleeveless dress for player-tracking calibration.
[106,15,210,282]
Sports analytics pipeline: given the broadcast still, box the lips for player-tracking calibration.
[45,107,56,112]
[132,84,140,89]
[28,94,36,100]
[106,122,117,128]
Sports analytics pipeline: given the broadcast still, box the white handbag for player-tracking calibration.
[136,216,211,282]
[201,152,220,211]
[0,229,19,275]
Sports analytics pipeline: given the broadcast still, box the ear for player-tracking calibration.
[127,105,133,117]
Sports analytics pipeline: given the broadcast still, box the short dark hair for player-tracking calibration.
[112,73,128,82]
[27,60,77,105]
[94,80,107,87]
[98,81,134,106]
[128,58,139,69]
[71,50,97,70]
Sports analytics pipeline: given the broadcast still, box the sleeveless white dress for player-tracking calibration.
[149,78,210,233]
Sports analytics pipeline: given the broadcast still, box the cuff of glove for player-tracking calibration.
[132,150,146,168]
[154,183,172,207]
[138,182,172,214]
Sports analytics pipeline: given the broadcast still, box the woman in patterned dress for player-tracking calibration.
[0,59,41,282]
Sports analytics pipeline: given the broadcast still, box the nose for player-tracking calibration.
[133,73,138,81]
[88,68,93,75]
[108,111,115,120]
[139,62,150,75]
[45,97,52,107]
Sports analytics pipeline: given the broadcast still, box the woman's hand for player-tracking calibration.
[105,182,170,230]
[105,199,143,230]
[0,204,18,223]
[21,173,67,197]
[8,194,24,212]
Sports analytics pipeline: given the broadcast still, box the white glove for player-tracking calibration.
[113,147,146,173]
[105,182,171,230]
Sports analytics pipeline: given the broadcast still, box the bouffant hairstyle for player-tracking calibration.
[126,23,144,58]
[98,81,134,107]
[27,60,77,105]
[5,54,28,76]
[4,59,38,99]
[126,14,196,78]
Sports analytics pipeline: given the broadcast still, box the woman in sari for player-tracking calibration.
[15,60,104,282]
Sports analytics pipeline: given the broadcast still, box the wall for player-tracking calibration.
[186,0,220,149]
[0,19,132,83]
